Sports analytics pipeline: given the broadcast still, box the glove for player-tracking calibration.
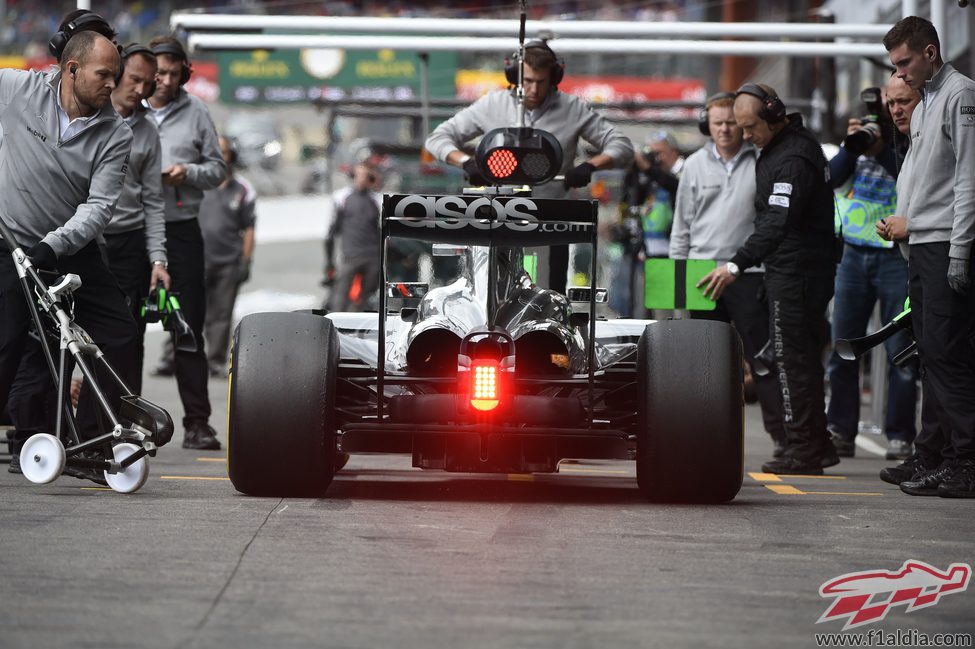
[462,158,489,186]
[947,257,970,294]
[563,162,595,190]
[26,242,57,271]
[321,266,336,287]
[238,257,252,285]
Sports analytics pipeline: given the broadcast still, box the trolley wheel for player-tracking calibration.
[19,433,66,485]
[104,443,149,494]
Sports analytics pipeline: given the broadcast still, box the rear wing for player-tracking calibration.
[382,194,597,246]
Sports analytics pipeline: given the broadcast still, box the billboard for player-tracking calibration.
[219,48,458,104]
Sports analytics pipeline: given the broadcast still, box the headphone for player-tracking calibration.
[120,43,157,97]
[49,11,114,61]
[698,91,737,136]
[735,83,786,124]
[151,40,193,86]
[504,40,565,87]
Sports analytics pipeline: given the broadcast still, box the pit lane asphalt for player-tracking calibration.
[1,239,972,649]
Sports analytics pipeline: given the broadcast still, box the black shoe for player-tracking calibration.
[335,452,350,472]
[151,361,175,377]
[830,432,855,458]
[8,453,21,474]
[900,462,954,496]
[761,456,824,476]
[62,461,109,486]
[879,455,929,485]
[182,422,221,451]
[772,439,787,458]
[938,460,975,498]
[820,445,840,469]
[885,439,913,461]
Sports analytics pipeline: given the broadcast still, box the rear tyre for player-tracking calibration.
[228,312,339,497]
[636,320,744,503]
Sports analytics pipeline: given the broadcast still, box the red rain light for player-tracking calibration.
[470,360,500,411]
[486,149,518,179]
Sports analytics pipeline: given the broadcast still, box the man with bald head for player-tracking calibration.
[824,78,919,464]
[0,24,137,481]
[699,83,837,475]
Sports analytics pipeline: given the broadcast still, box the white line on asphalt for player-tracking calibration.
[855,435,887,457]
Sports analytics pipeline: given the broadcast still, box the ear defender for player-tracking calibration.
[735,83,786,124]
[698,91,737,137]
[503,40,565,87]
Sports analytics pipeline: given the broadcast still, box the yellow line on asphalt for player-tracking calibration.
[195,458,226,463]
[160,476,230,481]
[766,484,804,495]
[749,472,782,482]
[804,491,883,497]
[507,474,534,481]
[559,468,630,474]
[779,474,847,480]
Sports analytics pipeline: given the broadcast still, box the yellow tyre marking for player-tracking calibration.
[766,484,804,495]
[748,472,782,482]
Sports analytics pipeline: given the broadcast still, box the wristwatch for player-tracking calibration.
[725,262,740,277]
[153,260,168,270]
[457,153,471,165]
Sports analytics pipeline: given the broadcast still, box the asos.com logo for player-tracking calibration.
[391,195,585,234]
[817,560,971,631]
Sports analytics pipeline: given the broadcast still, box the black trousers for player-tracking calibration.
[908,243,975,462]
[205,261,242,366]
[105,228,151,395]
[164,219,210,428]
[331,256,380,312]
[0,243,139,444]
[764,271,834,462]
[693,272,785,441]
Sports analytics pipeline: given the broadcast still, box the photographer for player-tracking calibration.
[825,85,918,463]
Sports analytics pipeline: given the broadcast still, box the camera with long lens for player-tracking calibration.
[843,87,887,155]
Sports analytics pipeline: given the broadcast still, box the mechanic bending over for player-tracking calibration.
[669,91,786,458]
[882,17,975,499]
[699,84,838,476]
[146,35,226,451]
[103,42,171,395]
[424,40,633,294]
[0,19,137,483]
[824,76,918,464]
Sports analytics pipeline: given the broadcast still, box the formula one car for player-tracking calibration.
[228,132,744,502]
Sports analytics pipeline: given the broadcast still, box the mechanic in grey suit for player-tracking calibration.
[103,42,171,395]
[0,29,136,481]
[424,40,633,294]
[669,92,786,457]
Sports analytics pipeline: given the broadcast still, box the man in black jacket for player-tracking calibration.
[699,84,837,474]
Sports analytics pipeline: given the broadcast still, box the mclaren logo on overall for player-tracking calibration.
[392,195,587,234]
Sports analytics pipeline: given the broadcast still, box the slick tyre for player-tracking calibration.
[228,312,339,497]
[636,320,744,503]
